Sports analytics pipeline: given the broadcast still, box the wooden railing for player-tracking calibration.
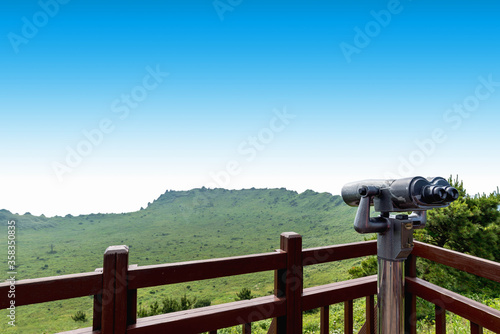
[1,233,499,333]
[405,241,500,334]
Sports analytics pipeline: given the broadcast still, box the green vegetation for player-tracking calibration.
[71,311,87,323]
[137,294,208,317]
[416,177,500,297]
[0,188,362,333]
[348,250,377,278]
[235,287,254,301]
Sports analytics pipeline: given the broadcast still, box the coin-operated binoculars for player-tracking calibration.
[342,176,458,334]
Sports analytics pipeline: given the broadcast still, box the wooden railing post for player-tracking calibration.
[404,253,417,334]
[274,232,302,334]
[101,245,130,334]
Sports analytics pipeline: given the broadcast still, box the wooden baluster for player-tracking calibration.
[404,253,417,334]
[267,318,277,334]
[242,322,251,334]
[127,264,138,326]
[366,295,375,334]
[471,322,483,334]
[127,289,137,326]
[435,305,446,334]
[274,249,286,334]
[320,306,329,334]
[92,292,102,331]
[344,300,353,334]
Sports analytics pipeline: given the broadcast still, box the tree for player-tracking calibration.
[236,288,254,300]
[137,294,211,318]
[414,176,500,296]
[179,294,194,310]
[348,255,377,279]
[417,176,500,262]
[48,244,57,254]
[71,311,87,322]
[194,298,211,308]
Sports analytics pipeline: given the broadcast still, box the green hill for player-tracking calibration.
[0,188,363,333]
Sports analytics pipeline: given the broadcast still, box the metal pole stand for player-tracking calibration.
[376,212,424,334]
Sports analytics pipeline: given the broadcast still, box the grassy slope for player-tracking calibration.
[0,188,365,333]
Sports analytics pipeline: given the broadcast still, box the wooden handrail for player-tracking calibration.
[0,271,102,309]
[62,297,285,334]
[406,277,500,332]
[128,251,287,290]
[413,241,500,283]
[128,296,286,334]
[406,242,500,334]
[302,275,377,311]
[302,240,377,266]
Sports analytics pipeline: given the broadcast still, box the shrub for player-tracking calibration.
[160,297,180,313]
[71,311,87,322]
[194,298,212,308]
[236,288,254,300]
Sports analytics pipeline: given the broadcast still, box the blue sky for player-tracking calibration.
[1,0,499,216]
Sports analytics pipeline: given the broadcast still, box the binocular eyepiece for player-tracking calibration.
[342,176,458,213]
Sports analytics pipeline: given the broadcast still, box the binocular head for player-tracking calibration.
[342,176,458,213]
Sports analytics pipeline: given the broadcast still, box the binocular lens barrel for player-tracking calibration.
[446,187,459,201]
[422,185,447,203]
[341,176,458,212]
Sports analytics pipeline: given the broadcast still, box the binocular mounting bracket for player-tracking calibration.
[354,190,427,261]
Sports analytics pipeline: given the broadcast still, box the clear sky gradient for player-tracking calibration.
[1,0,499,216]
